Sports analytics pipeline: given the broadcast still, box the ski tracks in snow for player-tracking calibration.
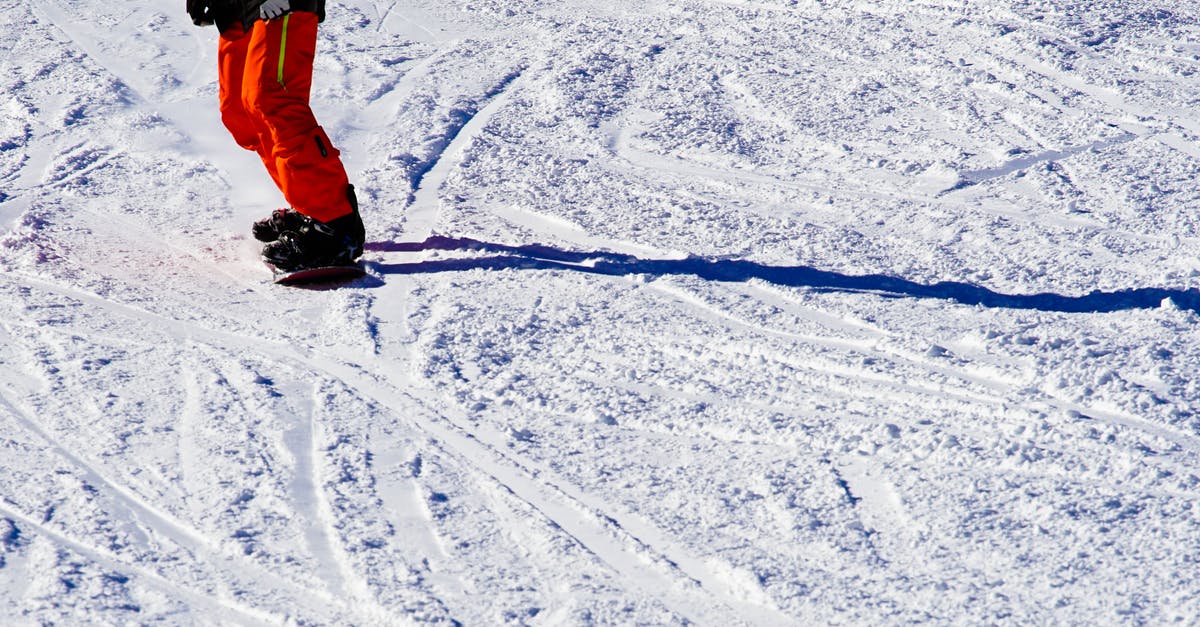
[309,349,793,626]
[3,262,772,622]
[0,274,395,623]
[402,68,525,241]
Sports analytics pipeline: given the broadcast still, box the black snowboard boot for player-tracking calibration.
[261,186,365,272]
[252,208,307,243]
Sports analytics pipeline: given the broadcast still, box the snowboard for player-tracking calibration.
[268,262,366,286]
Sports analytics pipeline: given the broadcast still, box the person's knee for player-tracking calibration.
[220,104,261,151]
[240,89,264,125]
[241,87,294,134]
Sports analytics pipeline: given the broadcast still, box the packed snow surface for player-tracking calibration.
[3,0,1200,623]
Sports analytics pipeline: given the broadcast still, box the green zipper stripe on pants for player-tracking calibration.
[276,14,290,89]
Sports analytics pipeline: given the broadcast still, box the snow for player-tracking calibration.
[3,0,1200,623]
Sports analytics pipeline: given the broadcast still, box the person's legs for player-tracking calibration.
[241,12,354,224]
[217,23,281,188]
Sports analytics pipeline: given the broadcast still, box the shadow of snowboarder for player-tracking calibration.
[366,236,1200,314]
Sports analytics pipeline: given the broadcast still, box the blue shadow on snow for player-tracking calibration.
[366,236,1200,315]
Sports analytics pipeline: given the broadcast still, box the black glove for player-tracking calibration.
[187,0,214,26]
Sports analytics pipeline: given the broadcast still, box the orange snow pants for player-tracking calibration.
[218,12,352,223]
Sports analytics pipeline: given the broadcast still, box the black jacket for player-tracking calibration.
[212,0,325,33]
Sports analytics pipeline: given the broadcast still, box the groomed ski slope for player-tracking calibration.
[3,0,1200,623]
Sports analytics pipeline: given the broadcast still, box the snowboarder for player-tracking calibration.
[186,0,365,272]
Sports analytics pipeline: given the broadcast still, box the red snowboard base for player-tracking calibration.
[268,263,366,286]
